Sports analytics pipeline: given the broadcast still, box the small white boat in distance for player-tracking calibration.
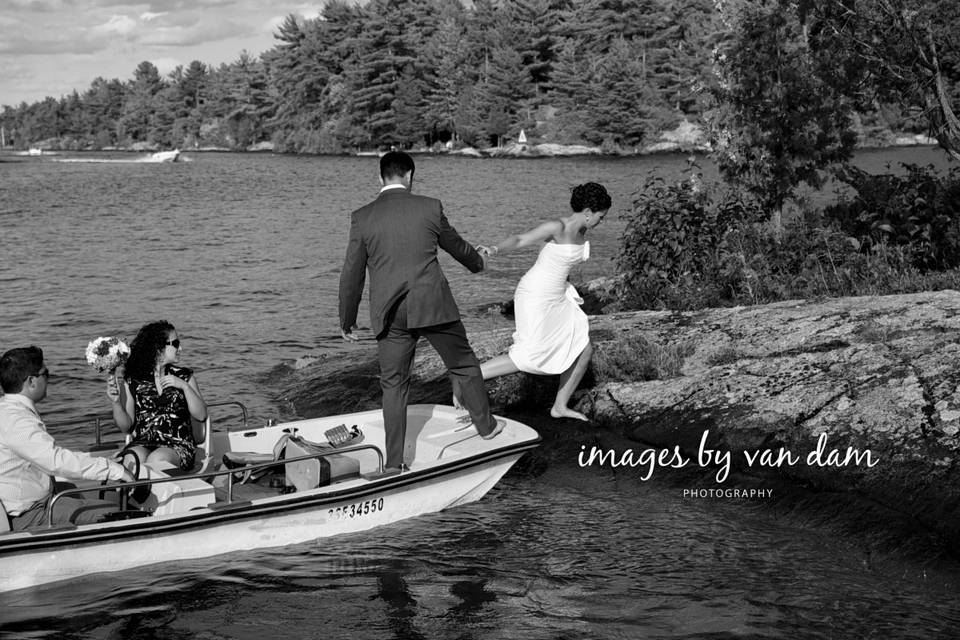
[0,403,539,592]
[27,147,43,156]
[149,148,180,162]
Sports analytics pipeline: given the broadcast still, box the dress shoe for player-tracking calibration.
[479,419,506,440]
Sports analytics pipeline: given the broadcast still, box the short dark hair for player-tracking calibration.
[570,182,612,213]
[380,151,415,181]
[0,346,44,394]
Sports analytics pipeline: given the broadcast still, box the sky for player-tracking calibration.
[0,0,342,107]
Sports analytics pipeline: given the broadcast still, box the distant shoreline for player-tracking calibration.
[3,127,941,159]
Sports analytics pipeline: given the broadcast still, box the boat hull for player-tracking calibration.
[149,149,180,162]
[0,405,538,592]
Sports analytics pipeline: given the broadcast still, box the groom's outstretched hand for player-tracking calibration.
[341,326,360,342]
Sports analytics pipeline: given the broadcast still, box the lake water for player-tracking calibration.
[1,147,959,638]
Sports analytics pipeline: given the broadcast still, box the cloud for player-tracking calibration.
[0,59,34,85]
[0,32,108,56]
[263,4,321,35]
[92,0,241,9]
[1,1,337,104]
[90,0,236,7]
[91,14,138,37]
[141,18,253,47]
[0,6,256,56]
[0,56,104,104]
[6,0,68,11]
[151,56,181,75]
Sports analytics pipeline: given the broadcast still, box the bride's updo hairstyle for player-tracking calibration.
[570,182,612,213]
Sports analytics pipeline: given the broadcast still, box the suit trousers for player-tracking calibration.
[377,296,496,467]
[10,482,120,531]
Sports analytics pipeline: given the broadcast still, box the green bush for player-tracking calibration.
[615,169,766,310]
[825,164,960,271]
[616,169,960,311]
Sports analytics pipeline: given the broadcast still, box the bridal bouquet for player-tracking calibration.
[85,336,130,374]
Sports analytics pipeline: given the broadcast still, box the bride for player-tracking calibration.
[467,182,612,421]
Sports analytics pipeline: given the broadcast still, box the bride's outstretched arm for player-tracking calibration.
[487,220,563,255]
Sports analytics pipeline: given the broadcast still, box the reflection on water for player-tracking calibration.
[2,149,959,638]
[0,147,951,429]
[2,150,656,431]
[3,450,959,638]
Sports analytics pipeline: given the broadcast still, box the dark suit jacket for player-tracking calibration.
[339,187,484,338]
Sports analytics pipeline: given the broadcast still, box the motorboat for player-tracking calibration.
[0,403,539,592]
[149,149,180,162]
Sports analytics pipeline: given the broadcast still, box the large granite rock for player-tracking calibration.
[581,290,960,555]
[282,290,960,555]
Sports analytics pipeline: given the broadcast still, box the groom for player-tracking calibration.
[339,151,503,473]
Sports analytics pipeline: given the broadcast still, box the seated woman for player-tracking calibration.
[107,321,207,471]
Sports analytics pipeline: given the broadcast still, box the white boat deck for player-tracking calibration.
[0,404,540,592]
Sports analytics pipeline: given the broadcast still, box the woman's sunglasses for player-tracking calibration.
[166,339,181,349]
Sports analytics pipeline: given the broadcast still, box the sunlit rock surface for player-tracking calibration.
[582,290,960,554]
[283,289,960,554]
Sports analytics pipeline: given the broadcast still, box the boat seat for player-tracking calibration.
[190,415,216,474]
[132,466,216,516]
[124,415,215,476]
[0,498,10,533]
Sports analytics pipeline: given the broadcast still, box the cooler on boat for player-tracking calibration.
[283,435,361,490]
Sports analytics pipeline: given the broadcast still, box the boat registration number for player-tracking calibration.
[329,497,384,521]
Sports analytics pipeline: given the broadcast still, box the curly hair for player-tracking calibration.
[570,182,612,213]
[125,320,175,381]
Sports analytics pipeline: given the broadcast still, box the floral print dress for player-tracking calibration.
[128,365,197,469]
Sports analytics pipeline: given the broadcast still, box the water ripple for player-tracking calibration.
[2,149,958,638]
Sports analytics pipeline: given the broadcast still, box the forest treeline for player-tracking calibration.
[4,0,960,314]
[0,0,917,154]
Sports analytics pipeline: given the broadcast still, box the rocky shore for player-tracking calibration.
[17,118,936,157]
[444,119,937,158]
[583,289,960,556]
[281,289,960,558]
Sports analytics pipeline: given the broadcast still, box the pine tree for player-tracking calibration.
[423,9,470,143]
[588,37,659,147]
[118,61,165,144]
[655,0,720,115]
[708,2,857,222]
[502,0,572,100]
[82,77,125,148]
[218,52,274,149]
[482,44,537,141]
[548,38,595,142]
[393,65,428,147]
[265,14,331,145]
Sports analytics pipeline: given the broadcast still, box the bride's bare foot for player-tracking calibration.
[550,406,588,421]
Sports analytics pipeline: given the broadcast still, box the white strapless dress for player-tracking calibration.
[508,241,590,375]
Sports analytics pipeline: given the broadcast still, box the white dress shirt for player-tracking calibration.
[0,393,126,515]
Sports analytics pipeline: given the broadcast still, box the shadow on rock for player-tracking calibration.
[280,290,960,560]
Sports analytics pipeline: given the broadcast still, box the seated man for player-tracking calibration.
[0,346,133,531]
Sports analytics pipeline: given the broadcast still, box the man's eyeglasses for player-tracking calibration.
[32,369,50,380]
[167,339,181,349]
